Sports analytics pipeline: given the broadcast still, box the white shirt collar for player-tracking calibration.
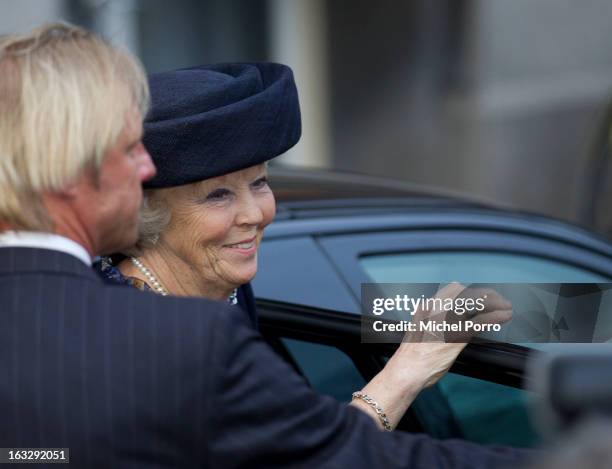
[0,231,92,266]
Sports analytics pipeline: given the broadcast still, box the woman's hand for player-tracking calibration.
[350,283,513,430]
[397,283,513,387]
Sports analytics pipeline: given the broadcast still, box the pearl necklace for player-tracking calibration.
[130,257,169,296]
[130,256,238,304]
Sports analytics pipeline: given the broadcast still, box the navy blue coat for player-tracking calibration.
[0,247,529,468]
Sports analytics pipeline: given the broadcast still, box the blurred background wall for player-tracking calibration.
[2,0,612,231]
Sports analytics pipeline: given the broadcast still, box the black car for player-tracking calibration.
[253,165,612,448]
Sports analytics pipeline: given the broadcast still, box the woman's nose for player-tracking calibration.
[236,194,264,226]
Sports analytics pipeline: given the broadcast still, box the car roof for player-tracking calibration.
[269,164,494,205]
[266,165,612,256]
[269,164,500,219]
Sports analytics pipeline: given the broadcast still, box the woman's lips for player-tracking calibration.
[224,237,257,255]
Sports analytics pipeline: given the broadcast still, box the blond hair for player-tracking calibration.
[0,22,149,230]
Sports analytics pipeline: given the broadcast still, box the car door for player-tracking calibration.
[315,218,612,446]
[254,209,612,447]
[257,297,531,444]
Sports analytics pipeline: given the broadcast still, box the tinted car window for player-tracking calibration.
[359,250,611,447]
[360,252,609,283]
[361,251,612,343]
[432,373,537,446]
[280,338,366,403]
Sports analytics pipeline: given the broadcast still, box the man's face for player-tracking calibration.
[87,110,156,254]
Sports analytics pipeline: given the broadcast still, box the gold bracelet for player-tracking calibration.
[351,391,392,431]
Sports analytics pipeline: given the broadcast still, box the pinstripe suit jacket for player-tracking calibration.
[0,247,529,468]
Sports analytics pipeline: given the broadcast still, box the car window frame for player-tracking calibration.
[257,298,531,389]
[257,297,534,437]
[316,229,612,303]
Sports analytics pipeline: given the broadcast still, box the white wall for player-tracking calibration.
[267,0,331,168]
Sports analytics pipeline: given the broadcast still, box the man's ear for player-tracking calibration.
[56,181,80,199]
[58,166,96,198]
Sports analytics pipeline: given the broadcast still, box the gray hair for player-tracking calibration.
[122,189,171,257]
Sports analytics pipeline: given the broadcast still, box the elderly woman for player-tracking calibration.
[100,63,511,431]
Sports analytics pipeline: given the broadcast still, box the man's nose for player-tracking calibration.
[136,146,156,182]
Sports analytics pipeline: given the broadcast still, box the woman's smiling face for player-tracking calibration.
[158,163,275,296]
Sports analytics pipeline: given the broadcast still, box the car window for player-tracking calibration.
[361,251,611,344]
[280,338,366,403]
[279,335,538,445]
[358,250,599,448]
[360,251,609,283]
[428,373,538,447]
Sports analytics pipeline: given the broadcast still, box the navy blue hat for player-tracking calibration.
[143,63,301,189]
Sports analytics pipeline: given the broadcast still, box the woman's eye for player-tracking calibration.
[205,189,231,201]
[251,177,269,189]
